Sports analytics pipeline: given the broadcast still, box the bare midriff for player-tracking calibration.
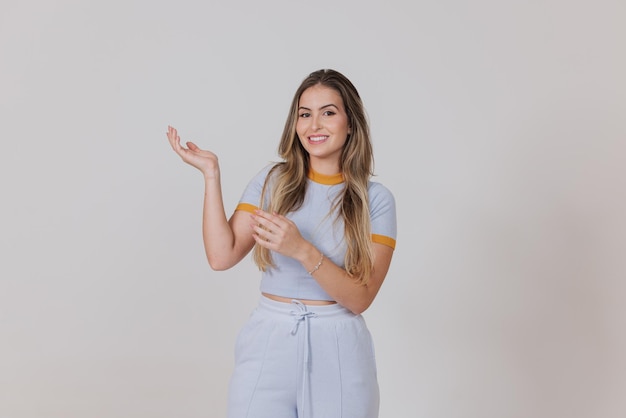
[262,292,337,306]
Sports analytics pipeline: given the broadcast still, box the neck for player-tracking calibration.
[308,159,340,176]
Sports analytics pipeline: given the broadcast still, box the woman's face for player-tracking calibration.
[296,84,351,174]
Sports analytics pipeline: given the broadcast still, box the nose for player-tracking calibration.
[311,113,323,131]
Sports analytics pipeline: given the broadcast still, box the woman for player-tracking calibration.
[167,69,396,418]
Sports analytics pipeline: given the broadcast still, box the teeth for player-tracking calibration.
[310,136,328,142]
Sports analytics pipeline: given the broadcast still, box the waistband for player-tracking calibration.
[257,295,356,320]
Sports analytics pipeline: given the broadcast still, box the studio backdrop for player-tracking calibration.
[1,1,624,417]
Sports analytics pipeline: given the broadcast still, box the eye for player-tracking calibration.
[299,112,310,118]
[323,110,336,116]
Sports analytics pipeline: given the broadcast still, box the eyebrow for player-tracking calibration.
[298,104,340,111]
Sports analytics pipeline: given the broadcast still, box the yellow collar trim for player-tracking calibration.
[308,169,344,185]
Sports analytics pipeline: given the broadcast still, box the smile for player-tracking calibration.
[308,135,328,143]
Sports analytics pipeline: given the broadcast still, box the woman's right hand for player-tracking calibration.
[166,125,220,178]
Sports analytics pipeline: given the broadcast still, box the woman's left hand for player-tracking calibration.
[250,210,309,260]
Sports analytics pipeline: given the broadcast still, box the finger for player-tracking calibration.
[251,212,276,231]
[167,128,188,155]
[167,125,177,141]
[250,221,272,239]
[251,227,273,247]
[187,142,218,160]
[254,209,276,223]
[166,126,180,148]
[252,233,272,248]
[187,142,209,155]
[256,210,289,230]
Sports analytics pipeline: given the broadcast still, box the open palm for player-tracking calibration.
[166,125,219,177]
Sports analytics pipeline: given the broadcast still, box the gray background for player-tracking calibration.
[1,0,625,417]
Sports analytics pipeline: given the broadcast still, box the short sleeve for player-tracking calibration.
[235,164,273,214]
[368,182,397,249]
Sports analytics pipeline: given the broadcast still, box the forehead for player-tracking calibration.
[299,84,344,108]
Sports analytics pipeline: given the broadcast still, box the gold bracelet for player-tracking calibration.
[308,252,324,275]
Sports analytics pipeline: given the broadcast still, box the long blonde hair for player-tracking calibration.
[253,69,375,285]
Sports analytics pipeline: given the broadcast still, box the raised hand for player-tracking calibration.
[166,125,220,178]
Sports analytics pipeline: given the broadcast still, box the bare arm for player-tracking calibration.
[167,126,255,270]
[298,241,393,314]
[250,210,394,314]
[200,175,255,270]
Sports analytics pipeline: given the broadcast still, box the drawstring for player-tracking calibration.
[290,300,317,418]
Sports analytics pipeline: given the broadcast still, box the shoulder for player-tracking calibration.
[239,163,280,205]
[253,162,277,179]
[247,162,280,185]
[367,180,395,205]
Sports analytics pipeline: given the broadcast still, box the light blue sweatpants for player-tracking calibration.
[227,295,379,418]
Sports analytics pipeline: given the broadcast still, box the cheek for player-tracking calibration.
[336,122,350,137]
[335,117,350,133]
[296,123,312,144]
[295,127,306,145]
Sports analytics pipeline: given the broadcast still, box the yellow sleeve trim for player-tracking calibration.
[235,203,258,213]
[372,234,396,250]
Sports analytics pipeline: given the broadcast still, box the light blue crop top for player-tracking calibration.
[235,164,397,301]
